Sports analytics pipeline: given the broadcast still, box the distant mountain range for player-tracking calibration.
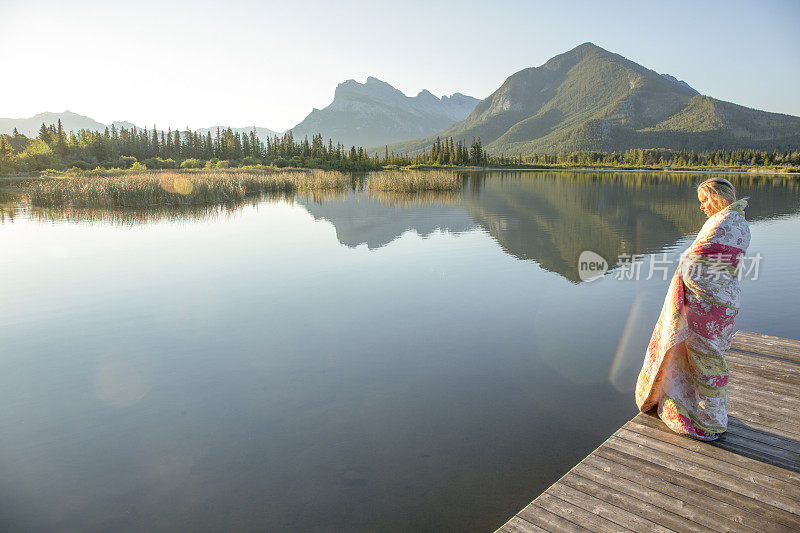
[0,112,279,143]
[381,42,800,156]
[288,77,479,148]
[0,111,108,138]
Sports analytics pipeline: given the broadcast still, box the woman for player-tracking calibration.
[635,177,750,441]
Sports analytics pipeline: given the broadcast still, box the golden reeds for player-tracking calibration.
[25,169,352,208]
[367,170,462,192]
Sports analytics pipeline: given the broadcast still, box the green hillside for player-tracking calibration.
[379,43,800,156]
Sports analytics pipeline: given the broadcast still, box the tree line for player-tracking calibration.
[402,137,800,169]
[1,123,798,175]
[0,120,383,173]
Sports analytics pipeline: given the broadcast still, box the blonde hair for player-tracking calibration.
[698,177,737,213]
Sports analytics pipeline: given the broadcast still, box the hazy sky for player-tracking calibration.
[2,0,798,131]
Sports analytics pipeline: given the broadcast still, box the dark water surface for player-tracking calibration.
[1,171,798,531]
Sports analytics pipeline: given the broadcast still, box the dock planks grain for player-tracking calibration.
[496,330,800,532]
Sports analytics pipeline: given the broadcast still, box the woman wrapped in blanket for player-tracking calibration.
[635,177,750,441]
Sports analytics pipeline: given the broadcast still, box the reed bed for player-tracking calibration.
[25,169,352,208]
[367,170,462,192]
[367,188,461,206]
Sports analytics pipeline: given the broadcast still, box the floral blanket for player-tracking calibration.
[635,198,750,440]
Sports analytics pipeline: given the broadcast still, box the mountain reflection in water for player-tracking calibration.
[305,171,799,281]
[8,170,798,283]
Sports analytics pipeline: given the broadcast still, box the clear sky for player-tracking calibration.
[1,0,798,132]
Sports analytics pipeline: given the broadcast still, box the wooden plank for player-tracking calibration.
[713,433,800,472]
[582,453,773,532]
[627,416,800,483]
[731,331,800,363]
[726,396,800,439]
[726,417,800,454]
[610,432,800,515]
[727,384,800,424]
[727,404,800,442]
[727,348,800,375]
[639,407,800,465]
[602,437,800,528]
[566,464,715,532]
[634,412,800,472]
[729,391,800,423]
[728,371,800,405]
[595,445,799,531]
[518,494,594,532]
[616,427,800,502]
[546,481,669,532]
[498,516,548,533]
[725,352,800,386]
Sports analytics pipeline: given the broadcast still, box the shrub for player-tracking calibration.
[143,157,178,169]
[70,160,95,170]
[180,158,205,169]
[119,156,137,169]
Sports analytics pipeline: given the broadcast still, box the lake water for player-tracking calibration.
[1,170,798,531]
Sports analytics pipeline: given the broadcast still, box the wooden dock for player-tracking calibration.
[497,330,800,532]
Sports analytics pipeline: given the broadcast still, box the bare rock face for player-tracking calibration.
[289,77,479,147]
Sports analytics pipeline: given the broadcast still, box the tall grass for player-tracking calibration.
[25,169,352,208]
[367,170,462,192]
[367,189,461,206]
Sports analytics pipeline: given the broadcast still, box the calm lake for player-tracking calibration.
[1,170,798,531]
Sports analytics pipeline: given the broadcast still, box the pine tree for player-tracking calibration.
[38,123,51,144]
[0,136,11,160]
[55,119,67,154]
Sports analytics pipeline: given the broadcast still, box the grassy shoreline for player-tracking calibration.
[2,164,797,210]
[7,168,463,209]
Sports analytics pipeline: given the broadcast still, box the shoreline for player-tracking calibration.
[408,165,800,175]
[2,165,799,183]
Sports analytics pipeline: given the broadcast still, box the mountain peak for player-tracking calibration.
[334,76,404,99]
[292,78,479,147]
[573,41,603,53]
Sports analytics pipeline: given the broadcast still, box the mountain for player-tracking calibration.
[0,112,279,143]
[289,77,479,148]
[0,111,107,137]
[382,43,800,156]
